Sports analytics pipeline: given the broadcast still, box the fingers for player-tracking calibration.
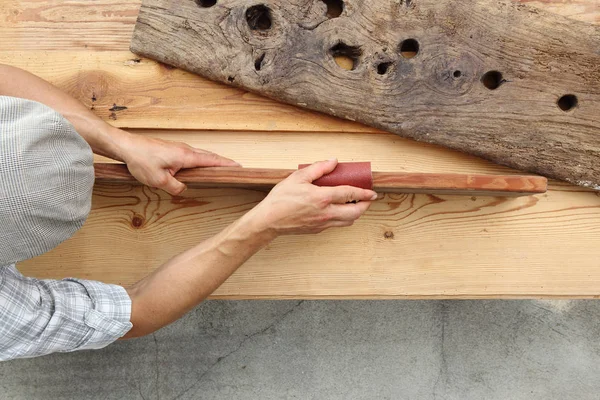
[158,173,187,196]
[293,159,338,183]
[328,201,372,222]
[185,148,241,168]
[320,186,377,204]
[325,220,355,228]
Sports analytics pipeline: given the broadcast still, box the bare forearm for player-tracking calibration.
[0,64,128,160]
[123,212,277,338]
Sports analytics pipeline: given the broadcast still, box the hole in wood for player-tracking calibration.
[399,39,419,58]
[196,0,216,7]
[557,94,578,112]
[246,5,272,31]
[481,70,504,90]
[254,53,265,71]
[330,42,362,71]
[453,70,462,78]
[321,0,344,18]
[377,62,393,75]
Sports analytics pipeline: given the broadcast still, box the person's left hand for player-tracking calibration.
[120,133,240,195]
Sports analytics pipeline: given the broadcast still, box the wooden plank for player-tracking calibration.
[0,0,140,52]
[130,0,600,189]
[1,0,597,52]
[18,129,596,298]
[0,51,378,132]
[17,181,600,299]
[94,163,548,196]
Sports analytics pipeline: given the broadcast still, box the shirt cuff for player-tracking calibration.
[64,278,133,350]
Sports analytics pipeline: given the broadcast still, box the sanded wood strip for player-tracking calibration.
[94,163,547,196]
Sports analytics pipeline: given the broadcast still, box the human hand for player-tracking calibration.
[119,133,240,195]
[248,159,377,235]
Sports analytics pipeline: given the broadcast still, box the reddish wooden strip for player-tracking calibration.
[94,163,547,196]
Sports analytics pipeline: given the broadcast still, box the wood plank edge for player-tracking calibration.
[207,294,600,300]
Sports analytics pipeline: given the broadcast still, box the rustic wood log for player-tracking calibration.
[130,0,600,189]
[94,163,547,196]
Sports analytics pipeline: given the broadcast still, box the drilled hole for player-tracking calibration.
[557,94,578,112]
[481,71,503,90]
[321,0,344,18]
[330,42,362,71]
[453,70,461,78]
[196,0,216,7]
[254,53,265,71]
[399,39,419,58]
[246,5,272,31]
[377,62,393,75]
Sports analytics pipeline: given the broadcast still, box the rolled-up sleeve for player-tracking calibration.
[0,264,132,361]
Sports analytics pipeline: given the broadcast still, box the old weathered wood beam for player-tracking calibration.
[130,0,600,188]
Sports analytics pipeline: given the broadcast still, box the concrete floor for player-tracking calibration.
[1,300,599,399]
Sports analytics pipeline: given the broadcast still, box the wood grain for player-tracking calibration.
[0,51,377,132]
[1,0,597,52]
[17,182,600,298]
[18,129,595,298]
[95,163,548,196]
[131,0,600,188]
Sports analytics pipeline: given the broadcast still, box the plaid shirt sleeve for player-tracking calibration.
[0,96,133,361]
[0,264,132,361]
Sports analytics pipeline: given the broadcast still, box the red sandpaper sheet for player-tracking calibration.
[298,162,373,189]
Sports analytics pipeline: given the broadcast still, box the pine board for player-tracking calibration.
[18,130,600,299]
[0,51,376,132]
[18,181,600,299]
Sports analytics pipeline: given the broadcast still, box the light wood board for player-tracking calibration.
[3,0,600,298]
[0,51,377,132]
[19,131,599,298]
[19,180,600,299]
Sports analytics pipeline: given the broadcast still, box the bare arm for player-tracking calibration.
[124,160,377,338]
[0,64,376,338]
[0,64,132,160]
[0,64,239,194]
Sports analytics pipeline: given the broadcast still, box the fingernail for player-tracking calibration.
[328,158,337,162]
[370,193,378,200]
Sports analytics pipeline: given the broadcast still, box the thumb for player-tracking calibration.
[294,159,338,183]
[159,173,187,196]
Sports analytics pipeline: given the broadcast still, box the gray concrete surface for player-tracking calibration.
[1,300,599,399]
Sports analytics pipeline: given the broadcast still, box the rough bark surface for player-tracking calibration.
[130,0,600,188]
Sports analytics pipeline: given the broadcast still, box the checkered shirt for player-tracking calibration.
[0,96,132,361]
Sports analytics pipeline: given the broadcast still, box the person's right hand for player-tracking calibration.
[248,159,377,235]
